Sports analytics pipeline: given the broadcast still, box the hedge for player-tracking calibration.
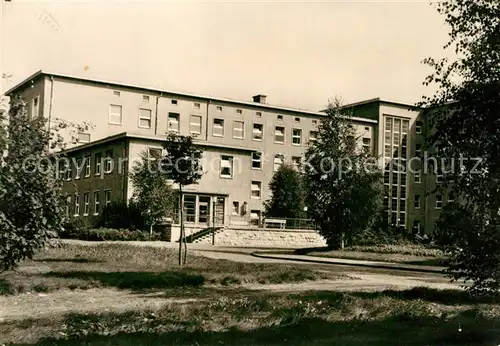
[58,227,163,241]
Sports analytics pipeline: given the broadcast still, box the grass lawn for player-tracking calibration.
[0,243,344,295]
[297,244,446,266]
[2,287,500,345]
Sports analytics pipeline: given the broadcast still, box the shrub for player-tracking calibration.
[98,202,145,230]
[58,227,161,241]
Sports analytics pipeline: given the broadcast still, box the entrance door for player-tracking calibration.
[198,196,211,225]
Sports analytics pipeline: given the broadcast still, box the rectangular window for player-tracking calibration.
[274,154,284,172]
[232,201,239,215]
[220,155,233,178]
[250,210,261,226]
[233,121,244,139]
[184,195,196,222]
[148,148,162,159]
[236,109,243,115]
[294,117,300,123]
[416,121,423,134]
[65,161,72,181]
[274,126,285,144]
[189,115,201,135]
[385,118,392,131]
[95,153,102,175]
[168,113,180,133]
[31,96,40,119]
[414,195,421,209]
[109,105,122,124]
[113,91,120,97]
[277,115,283,121]
[312,119,318,125]
[84,156,91,177]
[436,195,443,209]
[77,132,91,143]
[253,123,263,141]
[436,173,443,183]
[213,118,224,137]
[83,193,90,216]
[292,128,302,145]
[255,111,262,118]
[75,158,82,179]
[74,194,80,216]
[402,120,409,134]
[104,150,113,173]
[292,156,301,170]
[65,195,71,216]
[415,144,422,157]
[448,192,455,203]
[251,181,261,199]
[104,190,111,207]
[362,137,371,152]
[216,106,223,112]
[142,95,150,102]
[414,171,421,183]
[171,99,178,105]
[93,192,100,215]
[252,151,262,169]
[309,130,318,142]
[412,220,421,234]
[139,108,152,129]
[194,102,201,109]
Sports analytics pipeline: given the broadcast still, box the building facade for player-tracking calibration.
[6,71,444,234]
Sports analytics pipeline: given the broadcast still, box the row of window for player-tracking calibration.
[109,104,319,145]
[414,193,454,210]
[219,152,301,178]
[60,150,114,180]
[70,190,112,217]
[170,114,319,144]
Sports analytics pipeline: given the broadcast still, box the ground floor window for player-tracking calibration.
[250,210,261,226]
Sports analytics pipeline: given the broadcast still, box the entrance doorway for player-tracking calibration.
[198,196,211,225]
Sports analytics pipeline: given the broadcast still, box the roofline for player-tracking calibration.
[338,97,422,110]
[7,70,334,117]
[60,132,260,155]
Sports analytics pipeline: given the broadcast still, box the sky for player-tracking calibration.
[1,0,452,111]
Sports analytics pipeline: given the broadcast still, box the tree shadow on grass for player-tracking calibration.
[34,258,103,263]
[26,312,500,346]
[294,286,500,306]
[43,271,205,291]
[0,277,14,295]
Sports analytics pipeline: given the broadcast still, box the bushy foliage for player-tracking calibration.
[58,227,161,241]
[130,151,177,227]
[98,201,145,230]
[0,96,88,272]
[421,0,500,293]
[264,164,306,219]
[304,99,383,249]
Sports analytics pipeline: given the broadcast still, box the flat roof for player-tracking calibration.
[61,132,262,155]
[5,70,329,118]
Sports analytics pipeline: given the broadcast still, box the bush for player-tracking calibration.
[58,227,161,241]
[98,202,145,230]
[60,217,89,239]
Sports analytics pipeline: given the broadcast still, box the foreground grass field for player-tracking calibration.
[1,242,498,345]
[2,287,500,345]
[298,244,445,266]
[0,243,343,295]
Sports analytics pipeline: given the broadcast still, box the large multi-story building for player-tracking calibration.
[5,70,445,235]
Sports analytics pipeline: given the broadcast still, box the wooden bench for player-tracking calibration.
[263,218,286,229]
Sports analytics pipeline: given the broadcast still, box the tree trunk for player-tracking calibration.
[178,184,184,267]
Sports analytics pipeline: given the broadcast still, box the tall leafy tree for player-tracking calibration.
[162,133,203,266]
[264,163,305,220]
[0,95,87,272]
[421,0,500,293]
[304,99,382,249]
[130,150,176,238]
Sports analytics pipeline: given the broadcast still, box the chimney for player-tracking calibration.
[252,94,267,104]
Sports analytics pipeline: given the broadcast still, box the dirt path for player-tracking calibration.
[0,272,462,323]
